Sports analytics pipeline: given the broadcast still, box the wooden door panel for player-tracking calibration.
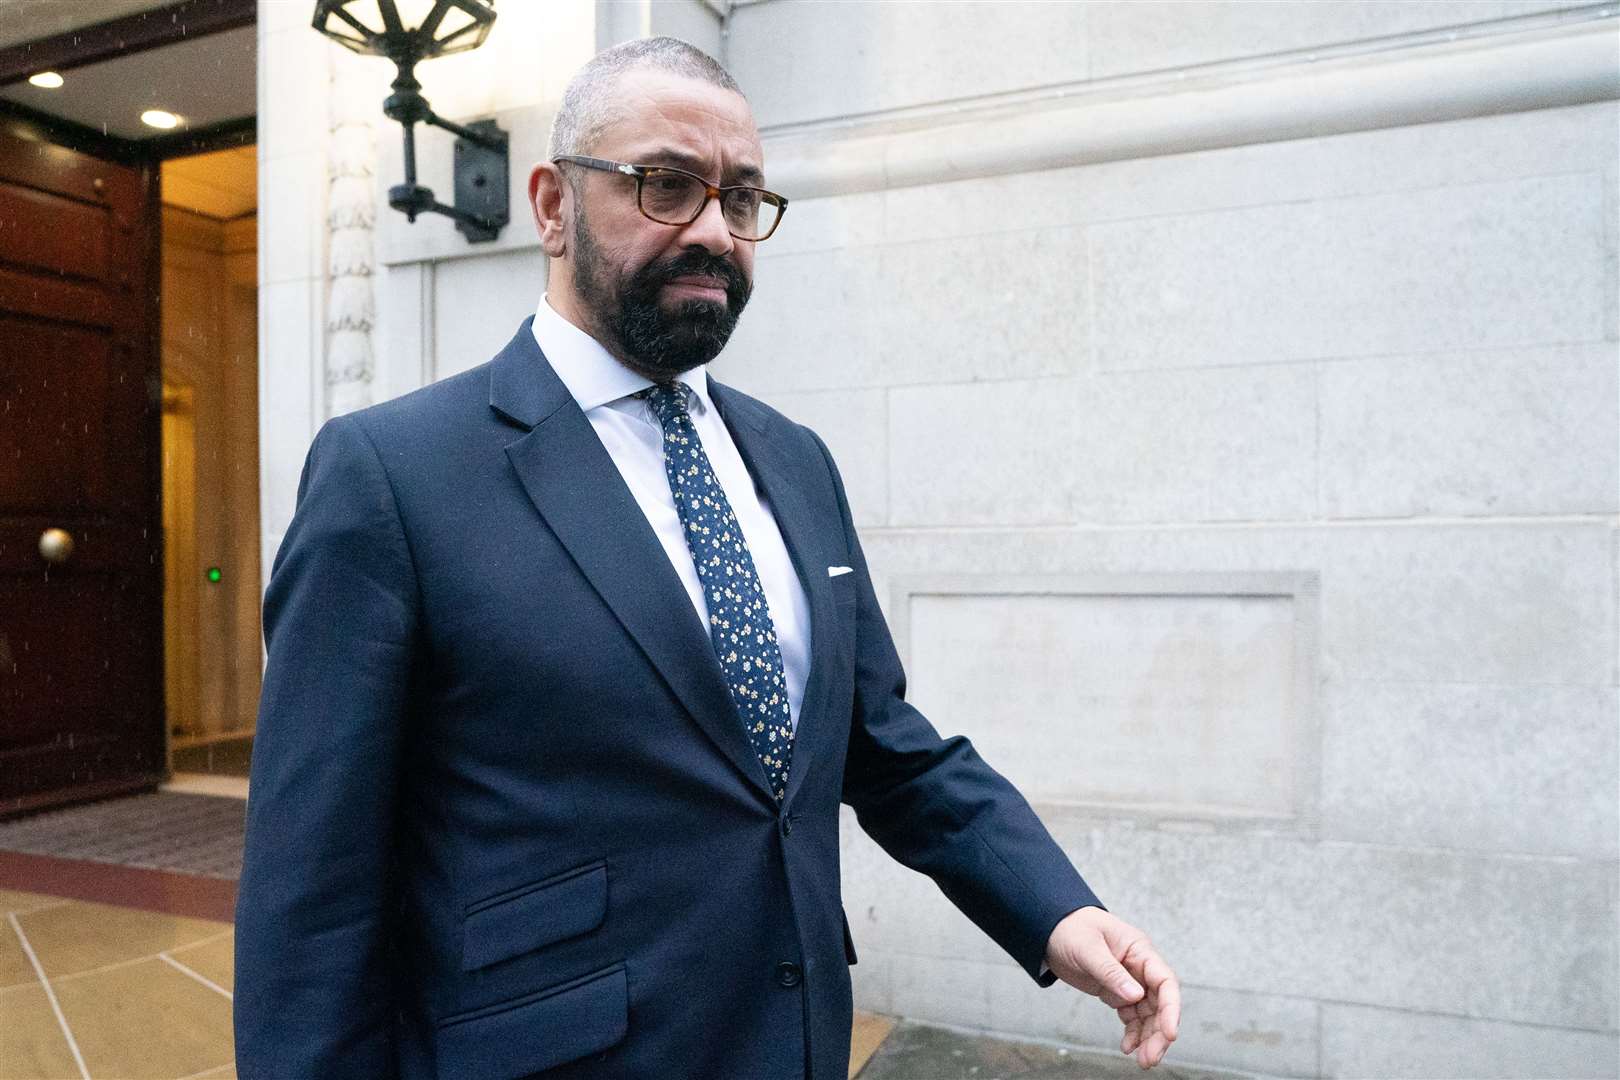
[0,117,144,217]
[0,183,120,284]
[0,119,162,817]
[0,265,122,329]
[0,318,149,513]
[0,575,155,744]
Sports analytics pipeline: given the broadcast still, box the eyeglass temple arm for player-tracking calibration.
[554,156,638,175]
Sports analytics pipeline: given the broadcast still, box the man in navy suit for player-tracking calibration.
[235,36,1179,1080]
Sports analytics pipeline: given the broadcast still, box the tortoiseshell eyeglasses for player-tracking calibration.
[553,155,788,242]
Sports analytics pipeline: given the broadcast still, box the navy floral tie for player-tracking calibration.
[643,381,794,801]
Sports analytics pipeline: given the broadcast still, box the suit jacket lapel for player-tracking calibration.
[710,382,836,810]
[490,321,777,805]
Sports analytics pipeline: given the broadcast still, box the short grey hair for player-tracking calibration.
[547,37,745,161]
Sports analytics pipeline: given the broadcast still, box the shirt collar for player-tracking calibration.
[531,293,713,416]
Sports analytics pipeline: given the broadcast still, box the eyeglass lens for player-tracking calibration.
[640,171,781,240]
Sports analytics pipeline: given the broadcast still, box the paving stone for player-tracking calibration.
[856,1020,1257,1080]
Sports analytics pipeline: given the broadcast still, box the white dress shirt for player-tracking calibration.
[531,295,811,733]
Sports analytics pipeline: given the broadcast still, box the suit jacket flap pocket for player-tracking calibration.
[437,963,627,1079]
[463,860,608,971]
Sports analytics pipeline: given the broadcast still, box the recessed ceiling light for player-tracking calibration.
[141,109,181,130]
[28,71,63,89]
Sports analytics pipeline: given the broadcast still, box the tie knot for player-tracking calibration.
[643,381,690,426]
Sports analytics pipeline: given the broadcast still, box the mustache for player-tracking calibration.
[641,251,749,299]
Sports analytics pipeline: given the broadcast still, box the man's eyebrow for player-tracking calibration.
[635,148,765,185]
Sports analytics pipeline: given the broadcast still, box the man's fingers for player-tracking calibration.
[1118,985,1176,1066]
[1119,1000,1152,1056]
[1117,999,1151,1023]
[1121,1020,1142,1055]
[1146,1027,1174,1068]
[1126,941,1181,1045]
[1154,968,1182,1042]
[1134,1023,1167,1069]
[1075,933,1144,1002]
[1128,1027,1159,1068]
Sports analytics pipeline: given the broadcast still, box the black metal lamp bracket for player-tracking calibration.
[384,69,509,243]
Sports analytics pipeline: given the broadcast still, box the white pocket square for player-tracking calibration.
[827,566,854,577]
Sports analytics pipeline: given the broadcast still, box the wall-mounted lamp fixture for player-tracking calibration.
[312,0,508,243]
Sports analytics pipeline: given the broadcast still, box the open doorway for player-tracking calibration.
[160,145,259,783]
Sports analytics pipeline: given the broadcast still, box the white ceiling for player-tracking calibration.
[0,1,179,50]
[0,21,256,140]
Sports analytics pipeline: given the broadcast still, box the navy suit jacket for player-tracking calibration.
[234,318,1103,1080]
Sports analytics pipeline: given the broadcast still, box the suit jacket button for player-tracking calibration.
[779,814,793,838]
[775,961,802,988]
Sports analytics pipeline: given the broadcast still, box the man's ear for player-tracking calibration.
[529,161,569,258]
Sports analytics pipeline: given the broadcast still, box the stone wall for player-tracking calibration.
[715,3,1619,1077]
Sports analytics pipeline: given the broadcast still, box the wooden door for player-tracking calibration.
[0,117,164,817]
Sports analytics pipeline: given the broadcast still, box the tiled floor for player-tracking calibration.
[0,868,891,1080]
[850,1012,897,1076]
[0,888,235,1080]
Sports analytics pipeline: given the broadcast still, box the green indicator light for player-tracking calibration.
[206,566,222,583]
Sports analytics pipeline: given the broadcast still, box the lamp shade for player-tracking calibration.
[312,0,496,62]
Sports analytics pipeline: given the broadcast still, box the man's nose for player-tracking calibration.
[677,193,735,257]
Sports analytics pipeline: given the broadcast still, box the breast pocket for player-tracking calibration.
[829,566,858,610]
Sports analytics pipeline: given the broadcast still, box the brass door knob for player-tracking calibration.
[39,528,74,565]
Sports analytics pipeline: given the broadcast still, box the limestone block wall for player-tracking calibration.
[256,1,330,587]
[712,3,1619,1077]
